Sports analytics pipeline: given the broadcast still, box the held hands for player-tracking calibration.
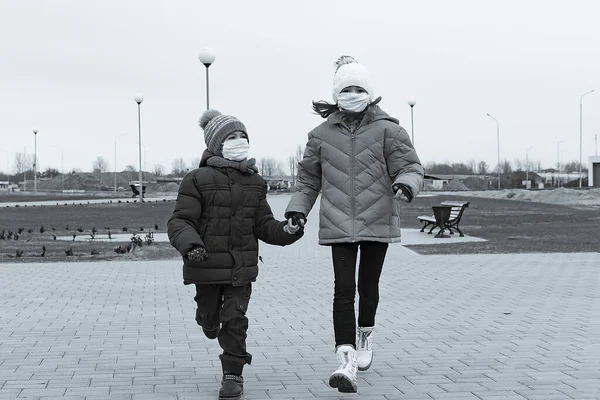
[283,212,306,235]
[187,246,207,262]
[393,184,413,203]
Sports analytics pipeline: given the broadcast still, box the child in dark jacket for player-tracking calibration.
[168,109,303,400]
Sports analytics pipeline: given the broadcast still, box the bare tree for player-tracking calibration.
[14,152,34,174]
[153,164,165,177]
[259,158,282,177]
[500,159,512,175]
[513,159,523,172]
[125,165,137,172]
[190,157,201,169]
[92,156,109,173]
[295,144,304,163]
[171,158,188,177]
[288,156,296,185]
[477,161,488,175]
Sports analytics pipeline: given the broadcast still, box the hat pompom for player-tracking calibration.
[199,109,222,130]
[334,55,358,72]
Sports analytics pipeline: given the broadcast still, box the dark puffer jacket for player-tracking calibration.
[168,150,302,286]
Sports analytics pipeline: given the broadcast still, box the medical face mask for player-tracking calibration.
[222,138,250,161]
[337,92,370,113]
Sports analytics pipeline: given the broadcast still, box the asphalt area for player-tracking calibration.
[0,193,598,263]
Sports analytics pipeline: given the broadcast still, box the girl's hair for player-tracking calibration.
[311,96,383,119]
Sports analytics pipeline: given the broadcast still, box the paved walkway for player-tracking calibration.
[1,240,600,399]
[1,196,600,399]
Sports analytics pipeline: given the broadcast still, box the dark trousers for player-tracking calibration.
[331,241,388,348]
[194,283,252,375]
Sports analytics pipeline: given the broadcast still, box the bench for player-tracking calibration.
[129,184,146,198]
[417,201,470,237]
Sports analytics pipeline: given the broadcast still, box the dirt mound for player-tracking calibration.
[446,180,469,191]
[38,172,162,192]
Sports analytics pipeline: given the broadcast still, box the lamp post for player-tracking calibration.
[408,100,416,145]
[134,94,144,203]
[579,89,595,188]
[114,133,128,192]
[525,146,532,189]
[486,114,501,189]
[198,48,216,110]
[32,129,38,195]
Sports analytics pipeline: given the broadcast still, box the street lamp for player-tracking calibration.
[579,89,595,187]
[33,129,38,194]
[407,100,416,145]
[114,133,128,192]
[134,94,144,202]
[525,146,532,189]
[486,114,501,189]
[198,48,216,110]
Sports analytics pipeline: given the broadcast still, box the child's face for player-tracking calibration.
[341,86,367,94]
[224,131,248,141]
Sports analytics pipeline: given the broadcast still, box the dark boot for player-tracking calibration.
[195,309,220,339]
[218,374,243,400]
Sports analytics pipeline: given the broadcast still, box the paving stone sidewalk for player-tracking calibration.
[1,231,600,399]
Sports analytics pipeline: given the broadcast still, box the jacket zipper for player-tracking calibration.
[350,130,356,242]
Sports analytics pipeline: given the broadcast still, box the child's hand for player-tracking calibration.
[283,219,303,235]
[283,213,305,235]
[393,184,412,203]
[187,247,207,262]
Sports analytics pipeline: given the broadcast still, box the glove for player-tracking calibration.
[284,212,305,235]
[283,221,302,235]
[187,247,207,262]
[393,184,413,203]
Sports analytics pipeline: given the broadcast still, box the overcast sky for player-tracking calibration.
[1,0,599,174]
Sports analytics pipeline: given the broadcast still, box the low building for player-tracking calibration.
[263,175,292,191]
[589,156,600,187]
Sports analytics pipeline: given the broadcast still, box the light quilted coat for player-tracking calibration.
[286,105,424,245]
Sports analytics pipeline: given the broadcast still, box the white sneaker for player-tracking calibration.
[328,345,358,393]
[357,326,374,371]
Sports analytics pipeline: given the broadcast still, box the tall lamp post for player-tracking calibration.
[486,114,501,189]
[408,100,416,145]
[134,94,144,203]
[114,133,128,192]
[198,48,216,110]
[33,129,38,194]
[579,89,595,187]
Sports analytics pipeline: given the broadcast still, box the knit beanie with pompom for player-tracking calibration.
[199,109,247,156]
[331,55,374,103]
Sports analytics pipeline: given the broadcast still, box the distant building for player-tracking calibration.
[589,156,600,187]
[263,175,292,191]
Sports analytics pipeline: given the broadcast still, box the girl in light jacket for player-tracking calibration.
[285,56,424,393]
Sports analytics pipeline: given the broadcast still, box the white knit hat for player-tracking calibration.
[331,56,374,103]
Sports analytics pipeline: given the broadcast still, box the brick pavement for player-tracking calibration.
[1,196,600,399]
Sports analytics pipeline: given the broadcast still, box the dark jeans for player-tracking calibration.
[194,283,252,375]
[331,241,388,348]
